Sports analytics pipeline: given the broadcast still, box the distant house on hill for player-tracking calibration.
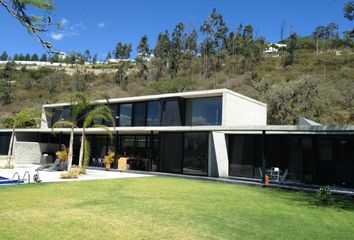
[107,58,135,63]
[264,43,287,53]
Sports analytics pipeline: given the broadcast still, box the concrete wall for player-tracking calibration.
[13,141,58,164]
[208,132,229,177]
[0,155,7,167]
[40,106,50,129]
[222,92,267,126]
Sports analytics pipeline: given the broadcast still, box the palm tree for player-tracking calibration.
[78,104,115,167]
[7,108,43,165]
[52,93,115,171]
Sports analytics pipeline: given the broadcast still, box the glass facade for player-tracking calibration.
[228,135,262,178]
[0,133,11,155]
[119,104,133,126]
[51,106,71,127]
[87,134,159,171]
[185,97,222,126]
[183,133,208,175]
[228,134,354,187]
[133,102,147,126]
[161,98,184,126]
[146,101,161,126]
[159,132,208,176]
[49,96,223,128]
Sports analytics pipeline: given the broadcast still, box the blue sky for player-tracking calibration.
[0,0,352,59]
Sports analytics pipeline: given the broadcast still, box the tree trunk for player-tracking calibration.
[7,129,15,165]
[67,128,74,171]
[78,129,85,167]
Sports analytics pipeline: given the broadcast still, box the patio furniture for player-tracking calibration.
[266,167,288,184]
[36,158,67,171]
[118,157,128,171]
[279,169,288,184]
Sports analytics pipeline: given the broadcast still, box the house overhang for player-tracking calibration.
[1,125,353,135]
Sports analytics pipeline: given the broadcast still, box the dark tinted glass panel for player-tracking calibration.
[146,101,161,126]
[133,102,147,126]
[0,133,11,155]
[121,136,135,156]
[89,135,108,166]
[161,99,183,126]
[159,133,183,173]
[108,104,119,127]
[119,104,132,126]
[229,135,259,178]
[185,97,222,126]
[315,137,335,185]
[183,133,208,176]
[335,136,354,187]
[61,106,71,121]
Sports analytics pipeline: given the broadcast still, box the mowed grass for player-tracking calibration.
[0,177,354,240]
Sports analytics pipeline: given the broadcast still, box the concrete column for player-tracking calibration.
[208,131,229,177]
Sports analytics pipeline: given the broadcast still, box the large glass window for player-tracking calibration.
[146,101,161,126]
[159,132,209,176]
[0,133,11,155]
[159,133,183,173]
[161,98,183,126]
[51,106,71,127]
[107,104,119,127]
[185,97,222,126]
[183,133,208,176]
[228,135,262,178]
[133,102,147,126]
[119,104,132,126]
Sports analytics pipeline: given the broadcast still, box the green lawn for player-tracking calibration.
[0,177,353,240]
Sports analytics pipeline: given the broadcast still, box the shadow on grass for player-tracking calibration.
[268,187,354,211]
[309,195,354,211]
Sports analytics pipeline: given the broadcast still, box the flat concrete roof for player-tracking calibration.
[1,124,353,134]
[42,88,266,108]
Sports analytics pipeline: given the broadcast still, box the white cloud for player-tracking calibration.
[98,22,106,29]
[50,32,64,40]
[49,21,86,40]
[61,18,69,26]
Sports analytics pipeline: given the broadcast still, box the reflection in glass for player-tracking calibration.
[133,102,147,126]
[185,97,222,126]
[119,104,132,126]
[183,133,208,176]
[147,101,161,126]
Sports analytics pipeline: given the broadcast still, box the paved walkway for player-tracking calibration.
[0,164,153,184]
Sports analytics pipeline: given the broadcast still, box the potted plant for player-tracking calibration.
[104,150,115,171]
[56,144,69,164]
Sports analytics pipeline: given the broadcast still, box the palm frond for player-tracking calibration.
[52,120,74,128]
[83,104,115,128]
[91,124,113,140]
[70,92,91,121]
[14,107,43,128]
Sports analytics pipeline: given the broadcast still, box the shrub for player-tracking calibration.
[4,163,15,169]
[70,167,81,177]
[60,170,79,179]
[71,165,86,175]
[316,185,332,204]
[60,171,75,179]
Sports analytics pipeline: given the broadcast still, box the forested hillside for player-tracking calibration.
[0,8,353,126]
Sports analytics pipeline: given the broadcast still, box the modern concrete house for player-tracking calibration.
[0,89,353,188]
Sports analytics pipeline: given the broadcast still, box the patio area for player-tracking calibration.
[0,164,153,184]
